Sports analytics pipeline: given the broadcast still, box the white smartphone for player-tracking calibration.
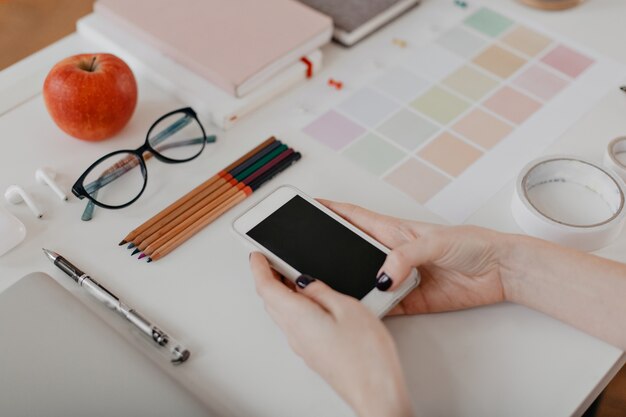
[232,185,420,317]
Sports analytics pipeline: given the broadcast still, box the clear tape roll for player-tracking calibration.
[511,156,626,251]
[603,136,626,182]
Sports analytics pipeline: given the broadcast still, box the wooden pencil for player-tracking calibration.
[119,136,276,245]
[133,178,233,250]
[141,183,247,257]
[139,148,295,255]
[148,188,252,262]
[130,144,289,251]
[145,151,301,262]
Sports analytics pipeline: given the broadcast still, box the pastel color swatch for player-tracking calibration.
[501,26,552,57]
[512,64,569,101]
[464,8,514,37]
[411,86,471,125]
[342,133,404,176]
[483,86,542,124]
[337,88,400,128]
[302,5,609,223]
[443,65,499,101]
[374,67,430,102]
[377,110,440,151]
[418,132,483,177]
[405,44,464,81]
[452,108,513,149]
[541,44,594,78]
[303,110,365,150]
[437,26,487,59]
[473,45,527,78]
[385,158,450,204]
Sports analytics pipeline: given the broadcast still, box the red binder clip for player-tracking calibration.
[300,57,314,78]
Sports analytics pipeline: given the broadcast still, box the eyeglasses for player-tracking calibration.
[72,107,215,221]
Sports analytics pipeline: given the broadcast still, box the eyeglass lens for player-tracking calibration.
[83,152,145,207]
[149,112,205,161]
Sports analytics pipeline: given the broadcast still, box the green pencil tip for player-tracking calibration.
[131,248,140,256]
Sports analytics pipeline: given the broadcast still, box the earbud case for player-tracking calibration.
[0,205,26,256]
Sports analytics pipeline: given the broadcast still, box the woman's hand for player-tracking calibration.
[322,200,626,350]
[320,200,510,315]
[250,253,413,417]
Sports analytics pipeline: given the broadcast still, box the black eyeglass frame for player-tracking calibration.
[71,107,208,210]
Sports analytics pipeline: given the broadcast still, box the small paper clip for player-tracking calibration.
[328,78,344,90]
[392,38,408,48]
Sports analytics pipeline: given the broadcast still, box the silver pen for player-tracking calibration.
[43,249,190,364]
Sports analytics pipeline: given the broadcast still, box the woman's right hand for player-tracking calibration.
[321,200,512,316]
[325,199,626,351]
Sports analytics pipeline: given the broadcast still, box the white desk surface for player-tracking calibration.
[1,1,625,416]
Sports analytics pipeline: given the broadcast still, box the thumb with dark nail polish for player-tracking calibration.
[296,274,316,289]
[376,272,393,291]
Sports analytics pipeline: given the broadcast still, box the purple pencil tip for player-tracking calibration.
[131,248,140,256]
[119,240,127,246]
[138,253,146,260]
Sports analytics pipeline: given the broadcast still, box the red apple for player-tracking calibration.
[43,53,138,141]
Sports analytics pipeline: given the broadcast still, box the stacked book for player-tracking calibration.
[78,0,332,129]
[297,0,421,46]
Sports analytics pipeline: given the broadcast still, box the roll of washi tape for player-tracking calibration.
[603,136,626,182]
[511,156,626,251]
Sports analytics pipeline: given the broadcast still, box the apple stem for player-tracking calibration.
[89,56,97,71]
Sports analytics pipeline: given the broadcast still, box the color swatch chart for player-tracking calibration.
[302,6,624,223]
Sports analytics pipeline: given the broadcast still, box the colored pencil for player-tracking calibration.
[128,140,284,249]
[120,137,276,245]
[130,144,289,252]
[139,148,295,256]
[146,151,301,262]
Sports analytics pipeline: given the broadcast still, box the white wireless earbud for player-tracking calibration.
[35,167,68,201]
[4,185,44,218]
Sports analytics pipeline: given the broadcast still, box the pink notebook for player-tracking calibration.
[94,0,332,97]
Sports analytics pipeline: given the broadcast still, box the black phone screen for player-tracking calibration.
[247,195,386,299]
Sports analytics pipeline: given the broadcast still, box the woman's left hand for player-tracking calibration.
[250,252,413,417]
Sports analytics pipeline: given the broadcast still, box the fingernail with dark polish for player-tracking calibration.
[376,273,393,291]
[296,274,316,289]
